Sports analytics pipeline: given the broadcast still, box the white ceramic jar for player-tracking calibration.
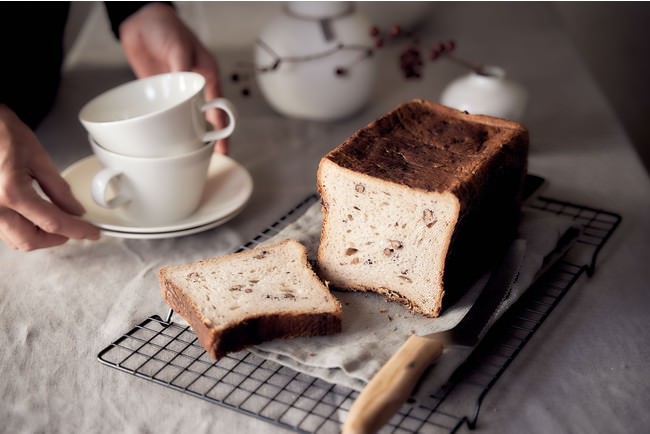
[254,2,376,121]
[440,66,528,121]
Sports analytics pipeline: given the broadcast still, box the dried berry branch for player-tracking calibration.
[229,23,489,96]
[370,25,491,78]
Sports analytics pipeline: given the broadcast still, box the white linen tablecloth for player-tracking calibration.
[1,3,649,434]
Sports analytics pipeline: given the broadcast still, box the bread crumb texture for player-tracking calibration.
[160,239,342,358]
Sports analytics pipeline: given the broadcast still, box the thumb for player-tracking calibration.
[30,150,85,216]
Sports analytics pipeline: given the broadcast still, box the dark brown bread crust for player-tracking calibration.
[213,312,342,359]
[161,277,342,359]
[323,99,529,311]
[325,99,528,196]
[160,276,221,358]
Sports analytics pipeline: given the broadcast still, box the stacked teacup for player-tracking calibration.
[79,72,236,226]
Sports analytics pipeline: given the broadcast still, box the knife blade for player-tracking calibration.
[342,239,527,434]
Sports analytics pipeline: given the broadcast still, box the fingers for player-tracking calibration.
[36,173,86,217]
[0,207,70,251]
[121,40,167,78]
[0,196,100,251]
[167,42,195,73]
[30,150,85,216]
[20,192,100,242]
[194,49,229,155]
[1,171,100,243]
[23,147,101,242]
[196,48,222,101]
[0,105,100,252]
[214,140,228,155]
[129,54,167,78]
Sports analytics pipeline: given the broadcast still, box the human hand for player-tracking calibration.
[0,105,100,251]
[118,3,229,154]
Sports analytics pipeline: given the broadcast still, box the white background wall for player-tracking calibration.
[554,2,650,174]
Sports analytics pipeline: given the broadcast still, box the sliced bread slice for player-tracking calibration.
[159,239,342,359]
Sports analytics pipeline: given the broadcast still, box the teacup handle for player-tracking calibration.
[91,167,131,208]
[201,98,237,142]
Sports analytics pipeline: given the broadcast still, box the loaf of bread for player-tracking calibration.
[159,239,342,359]
[317,99,529,317]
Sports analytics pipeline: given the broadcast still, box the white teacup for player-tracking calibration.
[79,72,236,157]
[89,136,213,226]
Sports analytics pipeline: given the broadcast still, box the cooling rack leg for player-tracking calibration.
[163,309,174,325]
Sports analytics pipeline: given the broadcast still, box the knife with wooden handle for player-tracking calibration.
[342,240,527,434]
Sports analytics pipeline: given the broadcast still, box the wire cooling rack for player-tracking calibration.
[98,178,621,433]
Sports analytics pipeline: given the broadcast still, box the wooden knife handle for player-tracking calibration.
[342,335,444,434]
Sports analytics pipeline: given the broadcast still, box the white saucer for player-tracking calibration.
[99,207,243,239]
[62,154,253,237]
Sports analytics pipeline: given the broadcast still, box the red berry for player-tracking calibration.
[375,37,384,48]
[370,26,380,37]
[445,40,456,52]
[389,25,401,37]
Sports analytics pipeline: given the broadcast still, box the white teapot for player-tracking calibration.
[254,2,376,121]
[440,66,528,121]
